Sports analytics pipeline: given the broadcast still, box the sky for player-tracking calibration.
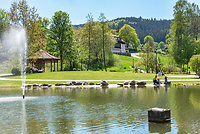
[0,0,200,25]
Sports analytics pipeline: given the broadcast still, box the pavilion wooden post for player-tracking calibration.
[44,60,46,72]
[57,60,58,71]
[51,60,52,72]
[54,60,56,72]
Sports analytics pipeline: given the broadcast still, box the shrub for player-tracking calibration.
[11,68,21,75]
[134,67,138,73]
[26,66,32,74]
[189,55,200,77]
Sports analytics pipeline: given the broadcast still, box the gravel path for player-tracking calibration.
[131,53,141,59]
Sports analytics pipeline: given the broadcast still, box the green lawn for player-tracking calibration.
[1,53,199,87]
[8,71,157,80]
[107,54,138,72]
[1,71,199,87]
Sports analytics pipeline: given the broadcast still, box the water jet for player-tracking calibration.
[2,26,27,99]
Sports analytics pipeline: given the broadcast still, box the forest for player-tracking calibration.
[74,17,172,44]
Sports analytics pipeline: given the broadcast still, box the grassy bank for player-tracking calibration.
[0,71,199,87]
[1,54,199,87]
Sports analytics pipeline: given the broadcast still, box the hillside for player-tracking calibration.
[74,17,172,44]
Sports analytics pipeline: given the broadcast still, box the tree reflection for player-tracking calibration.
[168,86,200,134]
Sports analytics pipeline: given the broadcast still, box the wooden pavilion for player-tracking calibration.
[28,49,60,72]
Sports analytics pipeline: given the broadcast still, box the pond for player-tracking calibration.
[0,85,200,133]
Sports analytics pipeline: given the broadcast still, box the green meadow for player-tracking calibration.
[0,54,199,87]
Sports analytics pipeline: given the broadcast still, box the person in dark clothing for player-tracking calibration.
[153,75,159,85]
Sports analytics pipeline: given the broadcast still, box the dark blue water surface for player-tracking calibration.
[0,86,200,133]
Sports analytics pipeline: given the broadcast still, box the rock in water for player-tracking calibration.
[130,80,136,86]
[101,80,109,86]
[124,81,129,85]
[137,81,146,86]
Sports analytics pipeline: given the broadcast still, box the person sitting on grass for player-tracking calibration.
[164,76,169,83]
[153,75,159,85]
[160,69,164,76]
[157,77,162,84]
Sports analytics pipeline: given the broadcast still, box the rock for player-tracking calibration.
[33,84,39,88]
[55,83,60,86]
[130,80,136,86]
[117,83,123,86]
[96,83,101,85]
[75,82,82,85]
[72,81,76,85]
[59,83,66,86]
[124,81,129,85]
[25,84,32,88]
[83,82,89,85]
[101,80,109,86]
[137,81,146,86]
[66,82,72,86]
[89,82,95,85]
[42,83,49,87]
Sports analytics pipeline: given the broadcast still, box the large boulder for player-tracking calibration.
[83,82,89,85]
[74,82,82,86]
[72,81,76,85]
[130,80,136,86]
[66,82,72,86]
[33,84,39,88]
[55,83,60,86]
[124,81,129,85]
[48,84,52,87]
[137,81,146,86]
[101,80,109,86]
[60,83,66,86]
[117,83,124,86]
[42,83,49,87]
[89,82,95,85]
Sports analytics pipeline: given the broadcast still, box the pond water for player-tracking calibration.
[0,85,200,133]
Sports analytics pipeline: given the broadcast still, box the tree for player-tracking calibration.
[75,27,87,71]
[99,13,107,71]
[49,11,74,71]
[0,9,9,38]
[189,54,200,77]
[86,13,94,71]
[169,0,198,71]
[118,24,139,48]
[9,0,46,55]
[40,17,50,30]
[189,3,200,40]
[141,43,153,73]
[76,20,116,71]
[144,35,155,48]
[158,41,165,50]
[0,9,9,64]
[195,39,200,54]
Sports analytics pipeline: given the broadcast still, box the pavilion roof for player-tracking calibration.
[28,49,60,60]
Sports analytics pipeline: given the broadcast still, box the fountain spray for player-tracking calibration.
[2,26,28,99]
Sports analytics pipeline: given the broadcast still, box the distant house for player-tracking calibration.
[112,35,126,54]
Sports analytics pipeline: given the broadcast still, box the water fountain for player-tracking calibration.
[2,26,27,99]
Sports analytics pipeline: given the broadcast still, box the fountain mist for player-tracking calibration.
[2,26,28,99]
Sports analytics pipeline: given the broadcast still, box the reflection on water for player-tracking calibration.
[22,100,27,134]
[0,86,200,133]
[149,122,171,133]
